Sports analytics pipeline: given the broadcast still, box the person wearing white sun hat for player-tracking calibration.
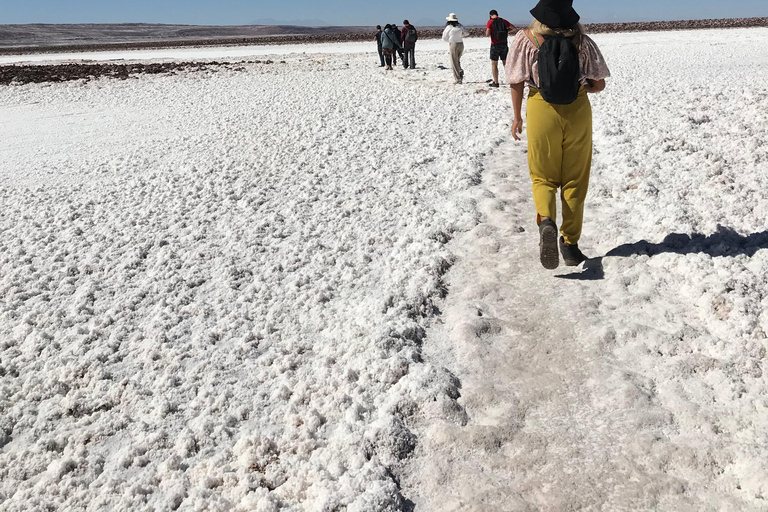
[442,13,470,84]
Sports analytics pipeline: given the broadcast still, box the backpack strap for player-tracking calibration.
[531,31,541,50]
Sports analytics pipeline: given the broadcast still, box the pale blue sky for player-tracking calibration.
[1,0,765,26]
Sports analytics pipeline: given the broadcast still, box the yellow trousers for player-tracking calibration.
[526,87,592,245]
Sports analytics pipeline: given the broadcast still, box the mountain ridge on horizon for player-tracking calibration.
[250,18,330,27]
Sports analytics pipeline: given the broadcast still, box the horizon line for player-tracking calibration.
[3,16,767,28]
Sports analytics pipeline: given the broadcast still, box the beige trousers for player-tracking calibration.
[450,42,464,82]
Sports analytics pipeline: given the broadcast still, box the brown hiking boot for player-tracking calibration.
[538,219,559,269]
[559,236,587,266]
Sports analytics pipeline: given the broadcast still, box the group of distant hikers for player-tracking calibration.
[374,0,610,270]
[374,21,419,70]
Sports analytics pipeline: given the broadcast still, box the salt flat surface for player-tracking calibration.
[0,38,487,65]
[1,28,767,512]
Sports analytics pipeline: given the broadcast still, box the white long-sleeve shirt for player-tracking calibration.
[442,24,470,44]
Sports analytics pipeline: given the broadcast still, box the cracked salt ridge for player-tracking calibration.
[0,48,507,510]
[403,28,768,511]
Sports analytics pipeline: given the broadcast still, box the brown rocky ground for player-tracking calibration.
[1,18,765,86]
[585,16,767,33]
[0,60,280,86]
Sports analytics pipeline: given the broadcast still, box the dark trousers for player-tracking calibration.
[377,45,384,66]
[402,46,415,68]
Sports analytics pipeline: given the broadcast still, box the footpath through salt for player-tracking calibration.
[405,28,768,511]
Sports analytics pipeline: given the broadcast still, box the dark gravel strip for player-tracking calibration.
[0,59,280,86]
[584,17,768,33]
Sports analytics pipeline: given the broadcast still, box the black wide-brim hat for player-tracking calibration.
[530,0,580,29]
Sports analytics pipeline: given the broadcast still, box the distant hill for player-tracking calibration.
[250,18,330,27]
[0,23,370,49]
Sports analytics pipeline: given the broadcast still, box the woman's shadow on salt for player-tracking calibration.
[556,225,768,281]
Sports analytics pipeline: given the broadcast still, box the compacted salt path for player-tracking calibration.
[403,143,681,510]
[404,28,768,511]
[1,28,767,512]
[404,141,767,511]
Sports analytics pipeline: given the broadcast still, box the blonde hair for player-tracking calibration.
[529,19,585,45]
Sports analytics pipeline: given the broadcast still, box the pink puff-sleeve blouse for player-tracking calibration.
[505,30,611,88]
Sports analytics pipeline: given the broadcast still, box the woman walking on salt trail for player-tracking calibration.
[381,24,400,70]
[506,0,610,269]
[442,13,470,84]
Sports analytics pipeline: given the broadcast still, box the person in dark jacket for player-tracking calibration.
[390,24,403,66]
[401,20,418,69]
[374,25,385,67]
[380,24,400,70]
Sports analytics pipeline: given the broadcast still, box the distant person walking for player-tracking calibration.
[374,25,385,67]
[401,20,418,69]
[442,13,470,84]
[380,24,401,70]
[506,0,610,269]
[486,9,516,87]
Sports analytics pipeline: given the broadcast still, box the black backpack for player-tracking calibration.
[492,18,508,42]
[537,35,580,105]
[405,26,417,43]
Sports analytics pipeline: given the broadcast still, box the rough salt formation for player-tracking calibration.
[0,50,494,511]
